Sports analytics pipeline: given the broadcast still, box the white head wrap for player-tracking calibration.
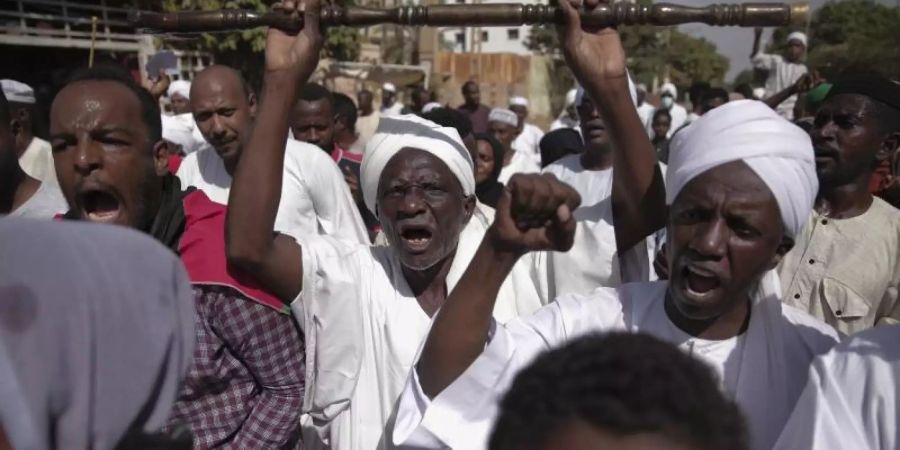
[787,31,808,47]
[564,89,578,106]
[752,87,767,100]
[489,108,519,127]
[382,82,397,93]
[167,80,191,100]
[422,102,443,113]
[361,114,475,216]
[161,113,204,154]
[1,79,35,104]
[660,82,678,98]
[509,96,528,107]
[666,100,817,238]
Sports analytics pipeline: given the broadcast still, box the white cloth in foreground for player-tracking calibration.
[161,113,205,155]
[752,47,808,120]
[773,324,900,450]
[294,116,544,450]
[177,139,368,245]
[497,151,540,185]
[167,79,191,99]
[8,178,67,219]
[18,137,57,186]
[512,123,545,167]
[391,99,836,450]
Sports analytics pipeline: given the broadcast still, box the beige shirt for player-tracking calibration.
[779,197,900,335]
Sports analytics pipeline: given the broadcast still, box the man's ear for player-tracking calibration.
[248,92,258,119]
[876,131,900,162]
[462,194,476,225]
[768,236,795,271]
[152,140,170,176]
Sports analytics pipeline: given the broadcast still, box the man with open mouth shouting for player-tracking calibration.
[391,0,840,447]
[49,66,306,449]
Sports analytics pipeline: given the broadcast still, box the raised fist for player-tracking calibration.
[489,173,581,255]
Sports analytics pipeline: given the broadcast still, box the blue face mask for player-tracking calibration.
[661,96,674,109]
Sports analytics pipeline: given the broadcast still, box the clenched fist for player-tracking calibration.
[488,173,581,255]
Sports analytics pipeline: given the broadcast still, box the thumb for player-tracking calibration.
[557,0,582,45]
[304,0,322,37]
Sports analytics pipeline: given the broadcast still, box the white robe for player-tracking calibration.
[176,139,369,245]
[529,154,655,304]
[773,325,900,450]
[18,137,57,186]
[293,211,545,450]
[497,151,540,185]
[392,274,839,450]
[511,123,545,167]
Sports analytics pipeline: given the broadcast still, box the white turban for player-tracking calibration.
[489,108,519,127]
[1,79,35,104]
[660,82,678,98]
[787,31,808,47]
[666,100,817,238]
[361,114,475,216]
[161,113,204,154]
[167,80,191,100]
[383,82,397,93]
[509,96,528,107]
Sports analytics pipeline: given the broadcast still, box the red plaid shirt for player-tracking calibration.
[164,286,305,449]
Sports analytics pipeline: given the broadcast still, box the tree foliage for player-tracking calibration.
[770,0,900,80]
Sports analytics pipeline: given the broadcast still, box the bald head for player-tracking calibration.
[190,65,256,174]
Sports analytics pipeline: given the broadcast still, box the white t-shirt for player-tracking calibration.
[8,181,67,219]
[512,123,545,167]
[392,277,839,450]
[176,139,369,245]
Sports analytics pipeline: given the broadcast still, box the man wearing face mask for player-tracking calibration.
[649,83,687,138]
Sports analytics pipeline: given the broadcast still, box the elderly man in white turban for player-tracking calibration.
[1,79,57,186]
[508,96,545,166]
[751,29,808,120]
[393,99,840,450]
[224,4,546,447]
[491,107,540,184]
[166,79,192,115]
[773,324,900,450]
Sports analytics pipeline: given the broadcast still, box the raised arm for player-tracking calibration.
[226,0,324,303]
[764,73,812,111]
[418,174,580,398]
[559,0,666,251]
[751,27,763,58]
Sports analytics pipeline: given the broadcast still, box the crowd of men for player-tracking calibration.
[1,0,899,449]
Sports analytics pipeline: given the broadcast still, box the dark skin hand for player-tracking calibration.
[558,0,666,251]
[763,72,820,113]
[418,173,581,397]
[226,0,324,302]
[145,69,170,102]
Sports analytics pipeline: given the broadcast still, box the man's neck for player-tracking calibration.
[815,177,873,219]
[664,293,751,341]
[463,103,480,111]
[361,108,374,117]
[580,145,614,171]
[0,166,38,214]
[403,251,456,317]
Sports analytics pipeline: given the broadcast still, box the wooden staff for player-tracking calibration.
[130,2,808,35]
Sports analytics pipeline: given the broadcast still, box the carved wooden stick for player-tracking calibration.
[130,2,808,34]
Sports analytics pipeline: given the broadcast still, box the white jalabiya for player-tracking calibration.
[752,50,808,120]
[530,154,658,304]
[391,100,837,450]
[392,279,838,450]
[18,137,57,186]
[161,113,205,155]
[176,139,368,244]
[295,116,544,450]
[497,151,540,185]
[773,325,900,450]
[511,123,545,167]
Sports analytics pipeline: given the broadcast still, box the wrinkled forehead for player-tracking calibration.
[378,147,461,189]
[51,80,144,135]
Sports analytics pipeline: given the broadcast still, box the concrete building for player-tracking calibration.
[438,0,539,55]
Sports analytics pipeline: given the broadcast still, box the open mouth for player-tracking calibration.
[681,265,721,299]
[79,189,121,223]
[400,226,434,252]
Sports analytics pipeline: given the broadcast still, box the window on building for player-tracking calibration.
[481,31,489,42]
[456,33,465,45]
[507,28,519,40]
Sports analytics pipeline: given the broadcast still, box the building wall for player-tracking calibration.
[438,0,540,55]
